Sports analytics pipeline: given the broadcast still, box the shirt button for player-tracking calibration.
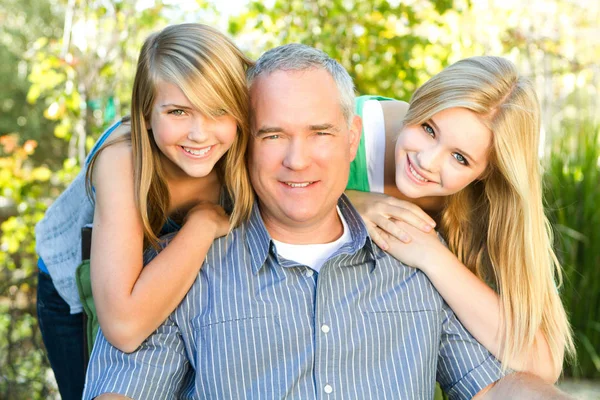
[321,324,330,333]
[305,269,314,277]
[324,384,333,394]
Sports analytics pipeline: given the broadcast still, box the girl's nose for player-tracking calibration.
[187,115,210,142]
[416,145,443,173]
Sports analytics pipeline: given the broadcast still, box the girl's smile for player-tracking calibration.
[180,144,214,158]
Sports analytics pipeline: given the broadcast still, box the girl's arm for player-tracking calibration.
[90,142,229,353]
[379,219,562,383]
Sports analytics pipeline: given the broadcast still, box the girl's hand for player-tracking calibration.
[184,202,231,239]
[380,220,454,272]
[346,190,436,250]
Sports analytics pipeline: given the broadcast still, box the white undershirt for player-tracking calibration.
[362,100,386,194]
[272,207,352,273]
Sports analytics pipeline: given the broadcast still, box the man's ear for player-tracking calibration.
[348,115,362,161]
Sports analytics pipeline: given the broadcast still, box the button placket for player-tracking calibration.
[314,262,337,398]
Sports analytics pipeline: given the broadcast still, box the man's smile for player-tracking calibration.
[282,181,316,188]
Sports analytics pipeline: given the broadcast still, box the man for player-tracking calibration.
[84,44,572,399]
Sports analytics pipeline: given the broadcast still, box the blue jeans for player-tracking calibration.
[36,270,85,400]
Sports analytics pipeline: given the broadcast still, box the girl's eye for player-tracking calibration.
[453,153,469,166]
[422,123,435,137]
[211,109,227,117]
[168,109,186,116]
[264,135,280,140]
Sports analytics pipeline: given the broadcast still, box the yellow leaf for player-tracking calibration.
[44,102,66,120]
[31,167,52,181]
[54,123,69,139]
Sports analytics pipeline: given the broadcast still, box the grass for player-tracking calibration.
[544,119,600,379]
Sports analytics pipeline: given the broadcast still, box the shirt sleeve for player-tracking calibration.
[436,301,505,400]
[362,100,386,194]
[83,315,191,399]
[347,99,387,193]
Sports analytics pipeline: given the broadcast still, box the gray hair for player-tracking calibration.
[247,43,356,125]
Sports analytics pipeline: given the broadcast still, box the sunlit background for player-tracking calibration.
[1,0,598,398]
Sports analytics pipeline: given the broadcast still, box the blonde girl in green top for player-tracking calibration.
[347,56,574,383]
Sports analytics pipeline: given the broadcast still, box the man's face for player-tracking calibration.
[248,69,361,239]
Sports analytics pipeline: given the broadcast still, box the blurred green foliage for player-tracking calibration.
[0,0,170,397]
[229,0,458,100]
[545,118,600,379]
[0,136,59,397]
[0,0,599,396]
[0,0,63,169]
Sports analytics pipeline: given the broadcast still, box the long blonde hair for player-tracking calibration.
[87,23,254,248]
[403,56,574,373]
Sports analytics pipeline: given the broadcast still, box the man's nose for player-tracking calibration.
[282,138,310,170]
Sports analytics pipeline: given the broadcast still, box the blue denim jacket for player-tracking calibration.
[35,121,122,313]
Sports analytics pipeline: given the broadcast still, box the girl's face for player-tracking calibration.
[394,107,492,199]
[149,80,238,179]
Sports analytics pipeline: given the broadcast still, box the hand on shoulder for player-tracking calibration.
[381,220,454,271]
[184,202,230,239]
[346,190,436,249]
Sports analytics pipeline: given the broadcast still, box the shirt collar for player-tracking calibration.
[335,194,381,269]
[245,202,273,275]
[245,194,379,274]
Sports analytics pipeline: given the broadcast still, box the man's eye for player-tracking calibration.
[264,135,280,140]
[453,153,469,166]
[316,132,331,136]
[421,123,435,137]
[168,109,186,116]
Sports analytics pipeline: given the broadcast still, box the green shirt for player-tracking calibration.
[347,95,397,192]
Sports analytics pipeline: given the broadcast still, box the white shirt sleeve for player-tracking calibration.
[362,100,386,194]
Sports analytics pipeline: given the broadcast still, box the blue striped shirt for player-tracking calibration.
[83,195,503,399]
